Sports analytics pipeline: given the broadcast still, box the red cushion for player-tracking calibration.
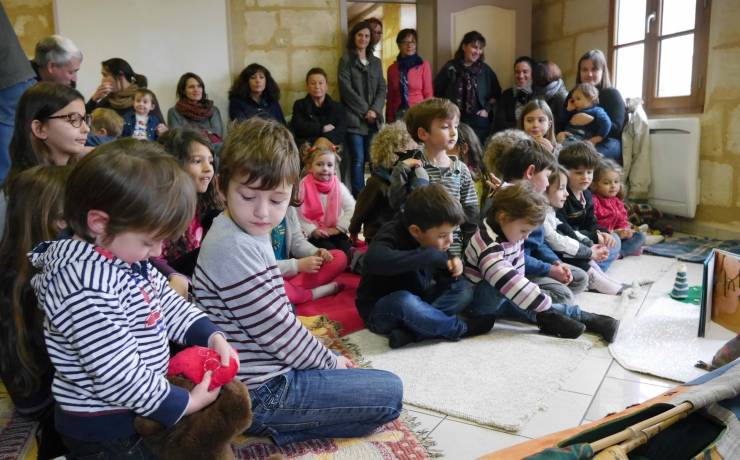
[294,273,365,336]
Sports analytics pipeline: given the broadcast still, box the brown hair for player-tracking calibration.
[488,181,549,226]
[517,100,556,145]
[483,129,532,177]
[547,164,570,192]
[572,83,599,104]
[402,183,465,231]
[592,158,625,199]
[0,165,69,395]
[305,67,327,83]
[404,97,460,143]
[91,108,123,137]
[219,118,300,206]
[576,49,612,89]
[371,121,413,169]
[495,138,556,182]
[558,141,603,171]
[65,139,196,242]
[134,87,157,104]
[533,60,562,87]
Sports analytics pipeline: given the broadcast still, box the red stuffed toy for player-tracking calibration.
[167,346,238,390]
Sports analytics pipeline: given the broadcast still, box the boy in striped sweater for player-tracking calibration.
[29,140,235,458]
[390,97,479,256]
[193,118,402,446]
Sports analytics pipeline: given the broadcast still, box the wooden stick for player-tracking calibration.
[589,401,693,453]
[592,409,691,459]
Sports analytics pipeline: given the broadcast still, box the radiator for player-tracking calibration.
[648,117,700,218]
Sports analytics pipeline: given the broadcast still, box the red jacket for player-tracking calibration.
[386,59,433,122]
[592,194,629,231]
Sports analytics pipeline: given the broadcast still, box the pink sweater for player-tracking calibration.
[386,60,433,122]
[592,194,629,231]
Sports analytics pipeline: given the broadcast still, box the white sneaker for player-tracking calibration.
[643,234,664,246]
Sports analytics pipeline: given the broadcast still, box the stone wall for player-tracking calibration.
[228,0,344,117]
[4,0,54,58]
[532,0,740,231]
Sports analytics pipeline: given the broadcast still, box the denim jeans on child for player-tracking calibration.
[596,232,622,272]
[620,231,645,257]
[467,280,583,323]
[247,367,403,445]
[367,278,473,340]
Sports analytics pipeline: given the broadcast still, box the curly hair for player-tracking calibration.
[229,63,280,103]
[370,121,413,169]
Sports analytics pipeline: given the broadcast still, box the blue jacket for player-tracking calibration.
[523,225,560,277]
[121,111,162,140]
[228,95,286,125]
[566,106,611,140]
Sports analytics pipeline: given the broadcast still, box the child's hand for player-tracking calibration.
[569,112,594,126]
[312,228,330,239]
[589,136,603,145]
[335,355,355,369]
[208,333,239,368]
[556,131,569,143]
[402,158,422,169]
[485,172,502,197]
[566,97,576,112]
[549,261,572,284]
[315,248,333,261]
[598,231,618,248]
[185,371,220,414]
[590,244,609,261]
[616,227,634,239]
[447,257,463,278]
[168,274,189,300]
[535,136,554,152]
[298,255,323,273]
[156,123,168,135]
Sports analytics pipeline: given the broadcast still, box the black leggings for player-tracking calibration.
[309,233,352,257]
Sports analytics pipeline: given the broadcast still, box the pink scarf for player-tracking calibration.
[300,174,340,229]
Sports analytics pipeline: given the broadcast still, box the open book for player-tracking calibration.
[699,249,740,337]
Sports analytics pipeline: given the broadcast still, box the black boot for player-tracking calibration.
[536,309,586,339]
[462,315,496,337]
[580,311,620,343]
[388,328,416,349]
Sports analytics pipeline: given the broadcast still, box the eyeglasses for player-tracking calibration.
[47,113,91,128]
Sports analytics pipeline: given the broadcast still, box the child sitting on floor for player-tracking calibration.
[449,122,485,200]
[29,139,234,458]
[557,141,621,271]
[390,97,479,256]
[357,183,492,348]
[122,88,167,141]
[465,182,620,342]
[193,118,402,445]
[349,121,414,244]
[544,165,625,295]
[592,159,646,257]
[298,145,356,257]
[273,206,346,305]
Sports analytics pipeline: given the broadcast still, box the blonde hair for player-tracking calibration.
[371,121,413,169]
[518,100,556,145]
[91,108,123,137]
[483,129,532,177]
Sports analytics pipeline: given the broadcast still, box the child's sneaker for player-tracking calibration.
[388,328,416,349]
[462,315,496,337]
[643,233,664,246]
[536,309,586,339]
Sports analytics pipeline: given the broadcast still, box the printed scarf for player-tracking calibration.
[453,59,482,115]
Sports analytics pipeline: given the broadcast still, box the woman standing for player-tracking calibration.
[86,58,162,121]
[167,73,224,145]
[385,28,432,123]
[492,56,534,134]
[338,20,387,197]
[559,50,625,163]
[433,31,501,145]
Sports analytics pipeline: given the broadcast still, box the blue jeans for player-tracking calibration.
[468,280,583,323]
[346,131,375,197]
[367,278,473,340]
[247,368,403,445]
[620,231,645,257]
[596,232,621,272]
[595,137,622,164]
[61,434,156,460]
[0,78,35,183]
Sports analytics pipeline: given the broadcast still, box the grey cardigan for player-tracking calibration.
[166,105,224,140]
[338,52,386,135]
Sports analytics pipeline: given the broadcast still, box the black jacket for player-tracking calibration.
[356,219,452,322]
[289,94,346,147]
[556,188,605,243]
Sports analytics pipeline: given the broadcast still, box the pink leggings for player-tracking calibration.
[282,250,347,305]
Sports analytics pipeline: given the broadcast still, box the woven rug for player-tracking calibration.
[644,236,740,262]
[0,316,437,460]
[347,326,592,432]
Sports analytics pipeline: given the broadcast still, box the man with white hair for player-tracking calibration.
[31,34,83,87]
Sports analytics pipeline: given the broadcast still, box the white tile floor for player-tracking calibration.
[409,356,678,459]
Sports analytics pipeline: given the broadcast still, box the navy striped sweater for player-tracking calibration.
[29,238,221,441]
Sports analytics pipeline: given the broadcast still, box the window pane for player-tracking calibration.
[615,44,644,100]
[661,0,695,35]
[616,0,646,44]
[658,34,694,97]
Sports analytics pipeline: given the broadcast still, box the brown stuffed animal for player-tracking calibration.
[134,375,252,460]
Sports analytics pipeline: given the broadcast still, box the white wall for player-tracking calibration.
[55,0,231,122]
